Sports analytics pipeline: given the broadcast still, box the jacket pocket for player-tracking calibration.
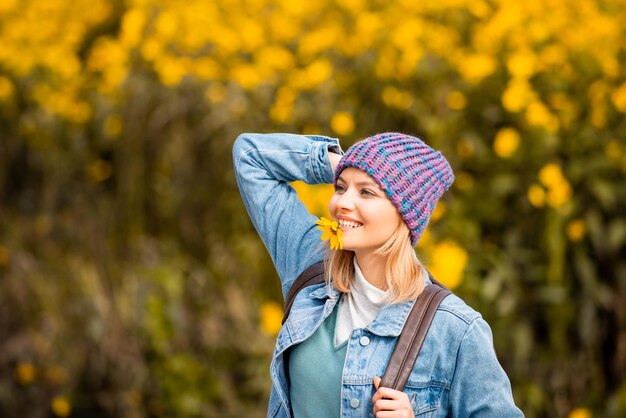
[403,383,445,417]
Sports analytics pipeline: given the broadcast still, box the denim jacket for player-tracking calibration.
[232,133,524,418]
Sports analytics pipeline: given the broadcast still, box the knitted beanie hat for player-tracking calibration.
[334,132,455,246]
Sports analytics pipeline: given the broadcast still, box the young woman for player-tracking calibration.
[233,132,524,417]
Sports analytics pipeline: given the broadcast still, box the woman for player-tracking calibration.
[233,132,523,417]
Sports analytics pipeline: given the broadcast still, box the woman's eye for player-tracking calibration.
[334,184,345,192]
[361,189,374,196]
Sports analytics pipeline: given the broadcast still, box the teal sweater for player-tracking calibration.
[289,301,347,417]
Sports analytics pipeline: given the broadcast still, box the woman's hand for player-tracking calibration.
[371,376,415,418]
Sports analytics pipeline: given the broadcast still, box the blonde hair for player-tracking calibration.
[325,221,426,304]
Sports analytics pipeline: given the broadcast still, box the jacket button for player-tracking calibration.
[350,398,360,408]
[359,336,370,346]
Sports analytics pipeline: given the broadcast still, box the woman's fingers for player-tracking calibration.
[374,411,413,418]
[371,377,414,417]
[372,386,409,402]
[372,399,403,413]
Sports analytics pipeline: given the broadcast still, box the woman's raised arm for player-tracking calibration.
[232,133,343,298]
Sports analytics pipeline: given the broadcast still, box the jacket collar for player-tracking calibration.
[306,275,434,337]
[365,273,434,337]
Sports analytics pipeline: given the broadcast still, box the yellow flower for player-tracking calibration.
[528,184,546,208]
[493,128,520,158]
[291,181,334,217]
[315,217,343,250]
[507,49,536,78]
[458,54,496,84]
[331,111,355,136]
[0,76,15,101]
[447,91,467,110]
[547,180,572,208]
[260,302,283,337]
[611,82,626,112]
[567,219,586,242]
[51,396,71,417]
[568,408,592,418]
[502,78,535,112]
[15,362,36,384]
[539,163,565,188]
[427,240,468,290]
[382,86,413,110]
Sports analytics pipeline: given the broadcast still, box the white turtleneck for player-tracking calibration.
[334,257,389,346]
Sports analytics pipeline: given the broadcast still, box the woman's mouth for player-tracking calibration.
[337,219,363,231]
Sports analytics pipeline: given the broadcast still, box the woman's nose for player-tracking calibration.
[336,190,356,211]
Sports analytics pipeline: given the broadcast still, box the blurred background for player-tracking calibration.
[0,0,625,417]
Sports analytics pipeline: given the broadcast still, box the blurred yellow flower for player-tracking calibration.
[493,128,520,158]
[0,0,18,13]
[120,8,146,48]
[0,76,15,101]
[156,56,189,87]
[502,78,535,112]
[15,362,36,384]
[536,164,571,208]
[88,160,113,183]
[567,219,586,242]
[232,63,262,90]
[528,184,546,208]
[51,396,71,417]
[331,111,355,136]
[382,86,413,110]
[526,101,559,132]
[611,82,626,112]
[427,240,468,290]
[154,11,178,38]
[539,163,565,188]
[291,181,334,217]
[260,302,283,337]
[0,244,9,266]
[205,83,226,104]
[447,91,466,110]
[316,217,343,250]
[270,87,296,124]
[547,181,572,208]
[458,54,496,84]
[507,49,536,78]
[568,407,592,418]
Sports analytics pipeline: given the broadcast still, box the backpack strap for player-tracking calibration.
[380,276,451,391]
[282,261,452,393]
[282,261,325,325]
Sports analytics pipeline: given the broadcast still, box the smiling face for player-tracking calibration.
[328,167,403,253]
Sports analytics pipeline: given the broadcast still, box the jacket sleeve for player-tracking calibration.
[232,132,343,299]
[449,317,525,417]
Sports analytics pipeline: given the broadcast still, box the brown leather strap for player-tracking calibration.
[282,261,325,325]
[282,261,452,392]
[379,282,451,391]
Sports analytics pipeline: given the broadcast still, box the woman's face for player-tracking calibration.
[328,167,403,252]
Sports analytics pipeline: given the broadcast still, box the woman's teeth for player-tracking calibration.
[338,219,362,229]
